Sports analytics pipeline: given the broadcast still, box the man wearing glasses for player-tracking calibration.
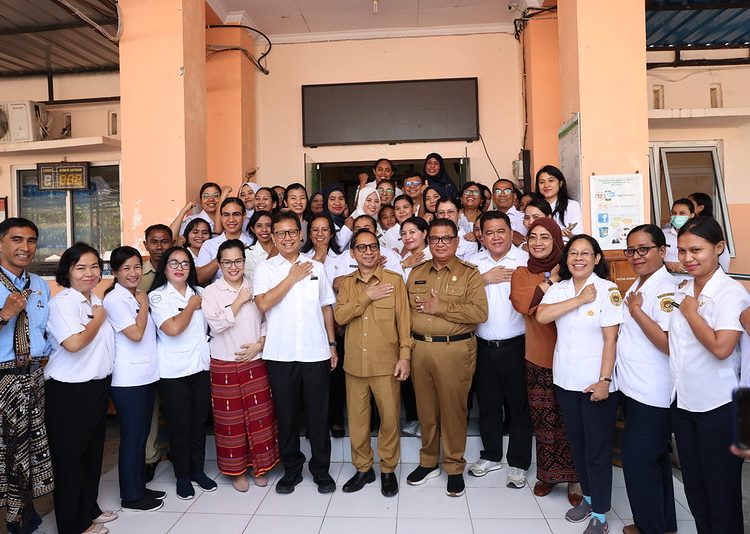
[405,219,488,498]
[253,212,338,495]
[195,197,254,284]
[492,178,526,246]
[334,229,412,497]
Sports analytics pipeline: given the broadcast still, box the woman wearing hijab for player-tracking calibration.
[509,218,581,504]
[422,152,459,201]
[323,185,352,250]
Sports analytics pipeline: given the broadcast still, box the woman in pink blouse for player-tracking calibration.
[202,239,280,491]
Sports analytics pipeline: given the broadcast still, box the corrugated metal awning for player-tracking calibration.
[646,0,750,49]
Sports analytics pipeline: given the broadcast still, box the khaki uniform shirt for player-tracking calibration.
[407,257,488,336]
[137,260,157,292]
[334,266,412,378]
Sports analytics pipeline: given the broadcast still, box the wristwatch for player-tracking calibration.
[599,376,612,383]
[328,341,337,347]
[0,315,8,327]
[543,277,553,286]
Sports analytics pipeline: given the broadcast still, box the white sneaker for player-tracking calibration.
[467,459,503,477]
[506,466,527,488]
[402,420,420,436]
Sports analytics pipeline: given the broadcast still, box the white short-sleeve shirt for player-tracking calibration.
[469,246,529,341]
[253,254,336,363]
[669,268,749,412]
[664,224,731,280]
[180,210,215,235]
[541,273,623,392]
[504,206,527,237]
[615,266,677,408]
[333,246,404,280]
[401,247,432,283]
[385,224,402,251]
[457,234,480,261]
[336,225,353,251]
[103,283,160,387]
[550,199,583,236]
[45,288,114,382]
[149,283,210,378]
[243,242,269,281]
[196,232,254,283]
[740,331,750,388]
[303,248,339,288]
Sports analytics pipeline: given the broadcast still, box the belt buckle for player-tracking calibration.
[424,335,433,342]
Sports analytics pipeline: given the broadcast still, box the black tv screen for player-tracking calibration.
[302,78,479,147]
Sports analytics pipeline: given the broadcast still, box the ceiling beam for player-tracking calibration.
[0,64,119,78]
[0,19,117,36]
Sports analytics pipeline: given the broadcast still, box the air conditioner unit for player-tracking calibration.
[0,101,49,143]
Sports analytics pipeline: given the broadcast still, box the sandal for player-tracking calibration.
[84,524,109,534]
[92,511,118,524]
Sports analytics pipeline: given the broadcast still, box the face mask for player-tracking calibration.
[671,215,689,229]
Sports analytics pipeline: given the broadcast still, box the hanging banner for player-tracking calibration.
[589,173,643,251]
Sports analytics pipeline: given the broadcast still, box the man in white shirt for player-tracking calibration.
[466,211,533,489]
[254,212,338,495]
[492,179,526,246]
[435,198,480,261]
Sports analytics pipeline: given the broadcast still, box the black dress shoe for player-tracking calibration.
[330,425,345,438]
[276,472,303,494]
[380,472,398,497]
[342,468,375,493]
[314,474,337,494]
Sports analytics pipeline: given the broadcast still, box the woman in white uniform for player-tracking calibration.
[535,165,583,239]
[398,216,432,283]
[536,234,623,534]
[301,213,341,285]
[616,225,677,534]
[182,218,211,262]
[668,216,748,533]
[244,210,275,281]
[45,243,116,534]
[384,195,415,251]
[103,246,164,512]
[148,246,214,500]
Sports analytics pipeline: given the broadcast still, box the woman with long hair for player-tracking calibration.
[535,165,583,239]
[148,247,213,500]
[536,235,623,534]
[420,186,441,223]
[244,211,275,281]
[203,239,280,491]
[509,218,580,505]
[301,213,341,284]
[254,187,279,215]
[103,246,164,512]
[182,218,211,261]
[457,181,484,237]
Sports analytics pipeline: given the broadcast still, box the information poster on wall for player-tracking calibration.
[558,113,582,202]
[589,173,643,251]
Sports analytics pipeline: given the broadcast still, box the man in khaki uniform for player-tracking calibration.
[405,218,488,497]
[334,229,412,497]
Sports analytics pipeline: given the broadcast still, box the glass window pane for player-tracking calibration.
[663,151,715,204]
[72,165,120,257]
[18,169,68,267]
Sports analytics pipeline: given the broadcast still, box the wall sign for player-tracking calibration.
[37,162,90,190]
[589,173,644,251]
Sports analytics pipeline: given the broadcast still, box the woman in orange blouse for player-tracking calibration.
[509,217,581,504]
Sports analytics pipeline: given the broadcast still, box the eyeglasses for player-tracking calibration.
[377,188,395,194]
[428,236,457,245]
[354,243,379,252]
[220,258,245,268]
[404,180,422,187]
[494,188,514,195]
[463,190,481,196]
[623,245,659,257]
[167,260,191,270]
[274,229,300,239]
[202,192,221,199]
[568,250,594,259]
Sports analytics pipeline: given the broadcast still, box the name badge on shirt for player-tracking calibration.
[310,275,319,281]
[414,280,427,285]
[36,301,45,309]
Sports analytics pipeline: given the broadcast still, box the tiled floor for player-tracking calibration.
[38,436,697,534]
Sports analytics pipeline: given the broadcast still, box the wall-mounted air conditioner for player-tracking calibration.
[0,101,49,143]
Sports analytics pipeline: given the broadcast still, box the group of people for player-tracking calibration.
[0,152,746,534]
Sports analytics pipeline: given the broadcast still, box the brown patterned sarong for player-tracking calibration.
[210,358,280,477]
[526,360,578,483]
[0,366,54,523]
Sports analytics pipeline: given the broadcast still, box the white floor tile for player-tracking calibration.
[610,486,633,520]
[327,484,398,518]
[674,500,694,520]
[188,481,269,515]
[396,517,473,534]
[245,515,323,534]
[472,518,552,534]
[466,487,544,519]
[397,487,470,518]
[676,519,698,534]
[97,481,125,511]
[169,512,251,534]
[143,481,199,513]
[105,511,182,534]
[463,466,509,488]
[612,466,626,487]
[205,435,217,460]
[320,516,397,534]
[255,484,333,516]
[100,466,119,482]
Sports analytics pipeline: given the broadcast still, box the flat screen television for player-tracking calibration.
[302,77,479,147]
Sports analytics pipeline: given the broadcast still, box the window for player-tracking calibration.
[649,142,734,255]
[17,164,121,274]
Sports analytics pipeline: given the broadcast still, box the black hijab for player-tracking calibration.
[423,152,459,201]
[323,185,348,229]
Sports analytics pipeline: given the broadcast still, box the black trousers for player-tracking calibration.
[401,377,418,423]
[621,394,676,534]
[157,371,210,480]
[475,336,532,468]
[671,400,744,534]
[45,377,110,534]
[555,386,618,514]
[329,331,346,428]
[266,360,331,479]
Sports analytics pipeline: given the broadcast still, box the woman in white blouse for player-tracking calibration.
[536,234,623,534]
[301,213,341,284]
[244,210,275,281]
[668,217,748,533]
[535,165,583,239]
[148,246,213,501]
[103,246,164,513]
[398,216,431,283]
[203,239,279,492]
[45,243,116,534]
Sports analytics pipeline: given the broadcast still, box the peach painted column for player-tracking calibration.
[556,0,649,233]
[523,15,561,174]
[118,0,207,249]
[205,25,257,189]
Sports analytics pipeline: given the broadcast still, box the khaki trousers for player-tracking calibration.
[345,373,401,473]
[411,337,476,475]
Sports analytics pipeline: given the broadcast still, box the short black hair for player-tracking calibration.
[106,245,142,296]
[55,242,103,288]
[558,234,609,280]
[352,228,379,247]
[246,210,273,241]
[353,214,377,231]
[678,215,725,246]
[393,195,414,207]
[672,197,695,214]
[182,217,211,243]
[149,246,199,292]
[301,214,342,255]
[271,211,301,231]
[220,197,244,212]
[217,238,246,262]
[627,224,666,248]
[199,182,221,197]
[285,182,307,196]
[428,218,458,237]
[479,210,512,232]
[435,196,459,212]
[524,197,553,216]
[689,192,714,218]
[0,217,39,239]
[145,224,173,241]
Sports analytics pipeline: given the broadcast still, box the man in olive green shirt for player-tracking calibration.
[334,229,412,497]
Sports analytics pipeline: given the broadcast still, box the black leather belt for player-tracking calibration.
[477,334,524,349]
[412,332,475,343]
